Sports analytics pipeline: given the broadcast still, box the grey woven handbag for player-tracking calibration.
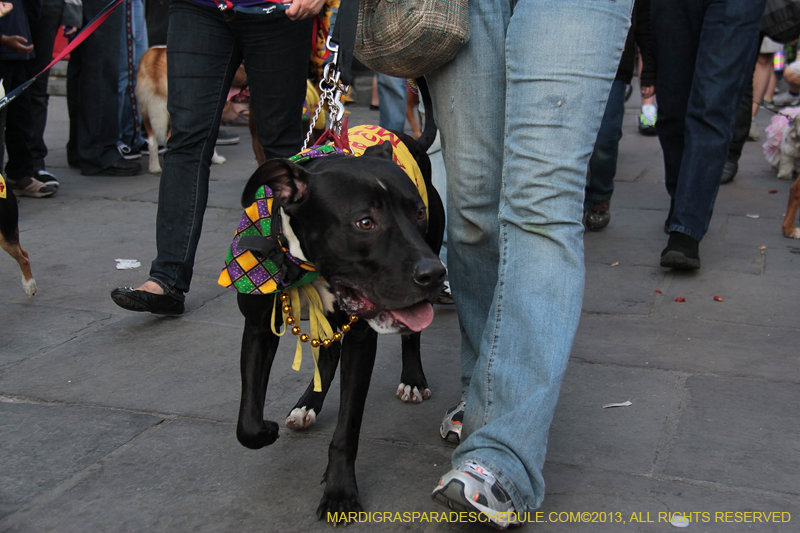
[354,0,470,78]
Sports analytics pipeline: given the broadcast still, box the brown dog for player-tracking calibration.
[0,180,36,298]
[137,46,226,174]
[783,175,800,238]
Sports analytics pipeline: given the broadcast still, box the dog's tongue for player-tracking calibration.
[389,301,434,332]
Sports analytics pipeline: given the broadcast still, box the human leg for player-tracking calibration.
[585,79,627,229]
[118,0,149,149]
[146,0,243,299]
[429,0,631,516]
[666,0,763,242]
[238,13,313,160]
[376,73,407,132]
[26,0,64,172]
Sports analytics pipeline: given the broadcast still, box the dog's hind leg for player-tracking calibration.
[286,341,341,430]
[783,175,800,238]
[396,332,431,403]
[236,293,282,449]
[317,321,378,521]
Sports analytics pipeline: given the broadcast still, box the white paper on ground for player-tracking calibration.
[115,259,141,270]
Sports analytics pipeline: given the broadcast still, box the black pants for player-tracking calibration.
[66,0,124,174]
[0,61,36,182]
[25,0,65,172]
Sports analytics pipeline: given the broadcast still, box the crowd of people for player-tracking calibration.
[3,0,794,529]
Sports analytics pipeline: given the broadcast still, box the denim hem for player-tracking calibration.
[666,225,703,242]
[147,277,185,302]
[584,193,613,203]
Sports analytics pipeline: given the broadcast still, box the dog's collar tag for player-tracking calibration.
[0,174,6,199]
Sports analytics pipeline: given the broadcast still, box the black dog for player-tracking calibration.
[232,79,445,520]
[0,183,37,298]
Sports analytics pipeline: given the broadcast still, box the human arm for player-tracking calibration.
[0,34,34,54]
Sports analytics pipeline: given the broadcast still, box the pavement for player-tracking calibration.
[1,79,799,533]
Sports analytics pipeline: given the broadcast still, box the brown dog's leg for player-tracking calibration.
[0,232,36,298]
[783,175,800,238]
[249,112,266,166]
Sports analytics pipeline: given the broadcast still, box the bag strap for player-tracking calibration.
[330,0,359,86]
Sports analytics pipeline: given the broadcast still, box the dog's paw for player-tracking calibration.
[316,489,363,524]
[236,419,279,449]
[395,383,431,403]
[22,276,36,298]
[211,150,226,165]
[285,407,317,430]
[786,227,800,239]
[778,171,794,180]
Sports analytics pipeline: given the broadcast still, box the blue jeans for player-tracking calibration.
[585,79,627,207]
[427,0,631,513]
[653,0,764,241]
[148,0,311,299]
[376,73,407,132]
[118,0,148,149]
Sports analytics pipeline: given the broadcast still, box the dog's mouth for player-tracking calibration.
[333,285,434,333]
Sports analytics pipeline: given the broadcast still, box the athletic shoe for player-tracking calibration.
[584,199,611,231]
[432,462,520,530]
[720,159,738,184]
[435,281,454,305]
[773,91,800,107]
[117,143,142,160]
[660,232,700,270]
[35,169,59,188]
[216,129,240,145]
[638,104,657,136]
[439,400,465,442]
[748,120,759,141]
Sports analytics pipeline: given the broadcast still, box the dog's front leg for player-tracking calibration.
[316,321,378,522]
[286,342,341,430]
[236,293,281,449]
[396,332,431,403]
[778,146,796,180]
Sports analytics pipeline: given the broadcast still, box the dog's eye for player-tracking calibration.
[356,217,375,230]
[417,207,426,220]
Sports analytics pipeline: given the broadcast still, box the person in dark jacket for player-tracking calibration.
[0,0,57,197]
[584,0,655,230]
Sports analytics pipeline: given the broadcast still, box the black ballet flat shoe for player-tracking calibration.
[110,287,185,316]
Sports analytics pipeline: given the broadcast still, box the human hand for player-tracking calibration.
[0,35,33,54]
[0,2,14,17]
[63,26,77,36]
[283,0,327,21]
[641,85,655,99]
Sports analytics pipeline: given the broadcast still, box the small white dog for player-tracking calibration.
[777,115,800,180]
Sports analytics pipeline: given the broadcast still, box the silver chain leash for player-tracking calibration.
[303,37,350,150]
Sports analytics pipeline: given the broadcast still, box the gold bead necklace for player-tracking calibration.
[280,292,357,347]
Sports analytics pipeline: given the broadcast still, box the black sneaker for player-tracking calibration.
[216,129,240,145]
[720,159,737,184]
[584,199,611,231]
[660,232,700,270]
[82,158,142,177]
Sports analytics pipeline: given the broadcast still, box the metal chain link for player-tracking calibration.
[302,38,350,151]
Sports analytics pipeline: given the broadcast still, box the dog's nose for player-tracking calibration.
[413,258,447,290]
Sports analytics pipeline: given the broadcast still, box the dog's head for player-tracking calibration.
[241,142,446,334]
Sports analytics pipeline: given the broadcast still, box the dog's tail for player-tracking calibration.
[415,76,437,152]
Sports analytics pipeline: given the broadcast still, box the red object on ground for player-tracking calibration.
[714,296,724,302]
[769,189,778,194]
[655,290,663,294]
[675,297,686,302]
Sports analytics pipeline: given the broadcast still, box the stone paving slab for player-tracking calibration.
[573,314,800,384]
[664,375,800,496]
[0,401,162,521]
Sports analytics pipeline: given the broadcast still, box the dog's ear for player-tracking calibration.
[362,140,394,160]
[241,159,309,208]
